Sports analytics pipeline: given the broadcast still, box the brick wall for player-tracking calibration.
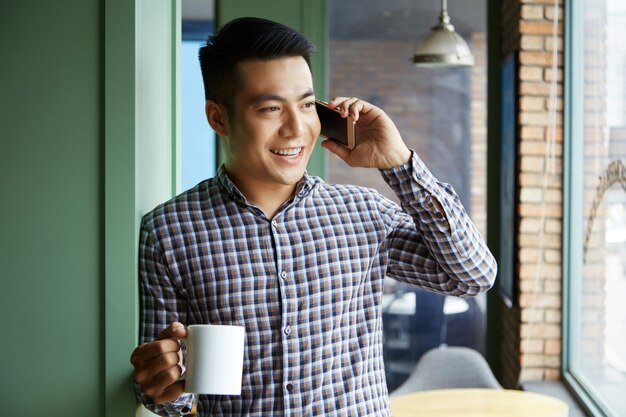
[513,0,565,383]
[495,0,621,387]
[471,33,488,239]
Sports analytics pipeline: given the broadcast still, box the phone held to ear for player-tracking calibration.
[315,100,356,149]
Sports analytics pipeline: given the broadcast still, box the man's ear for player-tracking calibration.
[205,100,229,137]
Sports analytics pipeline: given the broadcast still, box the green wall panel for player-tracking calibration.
[104,0,138,415]
[0,1,104,416]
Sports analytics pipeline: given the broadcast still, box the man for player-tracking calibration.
[130,17,496,416]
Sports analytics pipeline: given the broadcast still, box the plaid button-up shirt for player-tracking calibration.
[136,151,496,416]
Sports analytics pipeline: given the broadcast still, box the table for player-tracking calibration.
[390,388,568,417]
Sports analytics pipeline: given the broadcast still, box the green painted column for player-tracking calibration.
[104,0,139,415]
[105,1,180,416]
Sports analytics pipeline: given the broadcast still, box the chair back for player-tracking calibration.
[391,346,502,396]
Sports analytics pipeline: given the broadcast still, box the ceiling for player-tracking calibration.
[181,0,485,39]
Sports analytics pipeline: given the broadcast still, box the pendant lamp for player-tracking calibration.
[413,0,474,68]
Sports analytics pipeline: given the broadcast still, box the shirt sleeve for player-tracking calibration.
[135,217,196,416]
[377,150,497,297]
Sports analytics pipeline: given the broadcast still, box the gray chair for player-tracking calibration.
[390,346,502,397]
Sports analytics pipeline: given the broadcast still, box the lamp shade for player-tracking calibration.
[413,0,474,68]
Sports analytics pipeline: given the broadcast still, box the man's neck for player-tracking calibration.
[246,185,295,219]
[225,169,299,219]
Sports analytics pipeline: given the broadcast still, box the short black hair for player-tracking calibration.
[199,17,315,112]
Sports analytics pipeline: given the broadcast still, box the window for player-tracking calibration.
[565,0,626,415]
[181,0,216,191]
[328,0,488,391]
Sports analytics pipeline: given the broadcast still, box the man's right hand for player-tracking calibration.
[130,322,188,404]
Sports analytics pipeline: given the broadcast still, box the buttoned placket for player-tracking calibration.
[270,215,300,414]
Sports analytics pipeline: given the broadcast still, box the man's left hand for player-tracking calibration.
[320,97,411,169]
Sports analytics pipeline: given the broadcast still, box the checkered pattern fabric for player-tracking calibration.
[136,151,496,416]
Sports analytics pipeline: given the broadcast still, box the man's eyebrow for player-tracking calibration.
[250,89,315,104]
[299,89,315,100]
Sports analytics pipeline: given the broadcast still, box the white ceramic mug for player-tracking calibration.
[184,324,245,395]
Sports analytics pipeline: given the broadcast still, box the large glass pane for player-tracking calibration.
[328,0,488,391]
[181,0,216,191]
[571,0,626,414]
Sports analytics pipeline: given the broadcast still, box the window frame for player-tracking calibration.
[562,1,621,415]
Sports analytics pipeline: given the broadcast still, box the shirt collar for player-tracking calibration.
[216,164,316,206]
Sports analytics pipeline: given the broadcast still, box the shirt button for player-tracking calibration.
[286,383,294,392]
[272,220,278,228]
[284,326,292,336]
[280,270,288,280]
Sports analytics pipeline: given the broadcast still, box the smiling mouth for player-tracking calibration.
[270,147,303,157]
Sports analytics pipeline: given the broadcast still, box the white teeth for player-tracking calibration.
[271,147,302,156]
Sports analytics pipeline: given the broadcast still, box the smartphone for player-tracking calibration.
[315,100,356,149]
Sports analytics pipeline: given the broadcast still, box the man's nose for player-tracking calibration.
[280,109,305,138]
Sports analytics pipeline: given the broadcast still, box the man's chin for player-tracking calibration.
[274,168,307,186]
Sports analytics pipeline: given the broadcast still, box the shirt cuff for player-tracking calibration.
[135,382,196,417]
[380,150,451,221]
[379,150,440,197]
[380,150,482,258]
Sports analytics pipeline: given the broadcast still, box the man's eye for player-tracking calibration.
[304,101,316,109]
[262,106,280,112]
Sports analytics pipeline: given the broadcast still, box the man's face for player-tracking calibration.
[222,56,321,192]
